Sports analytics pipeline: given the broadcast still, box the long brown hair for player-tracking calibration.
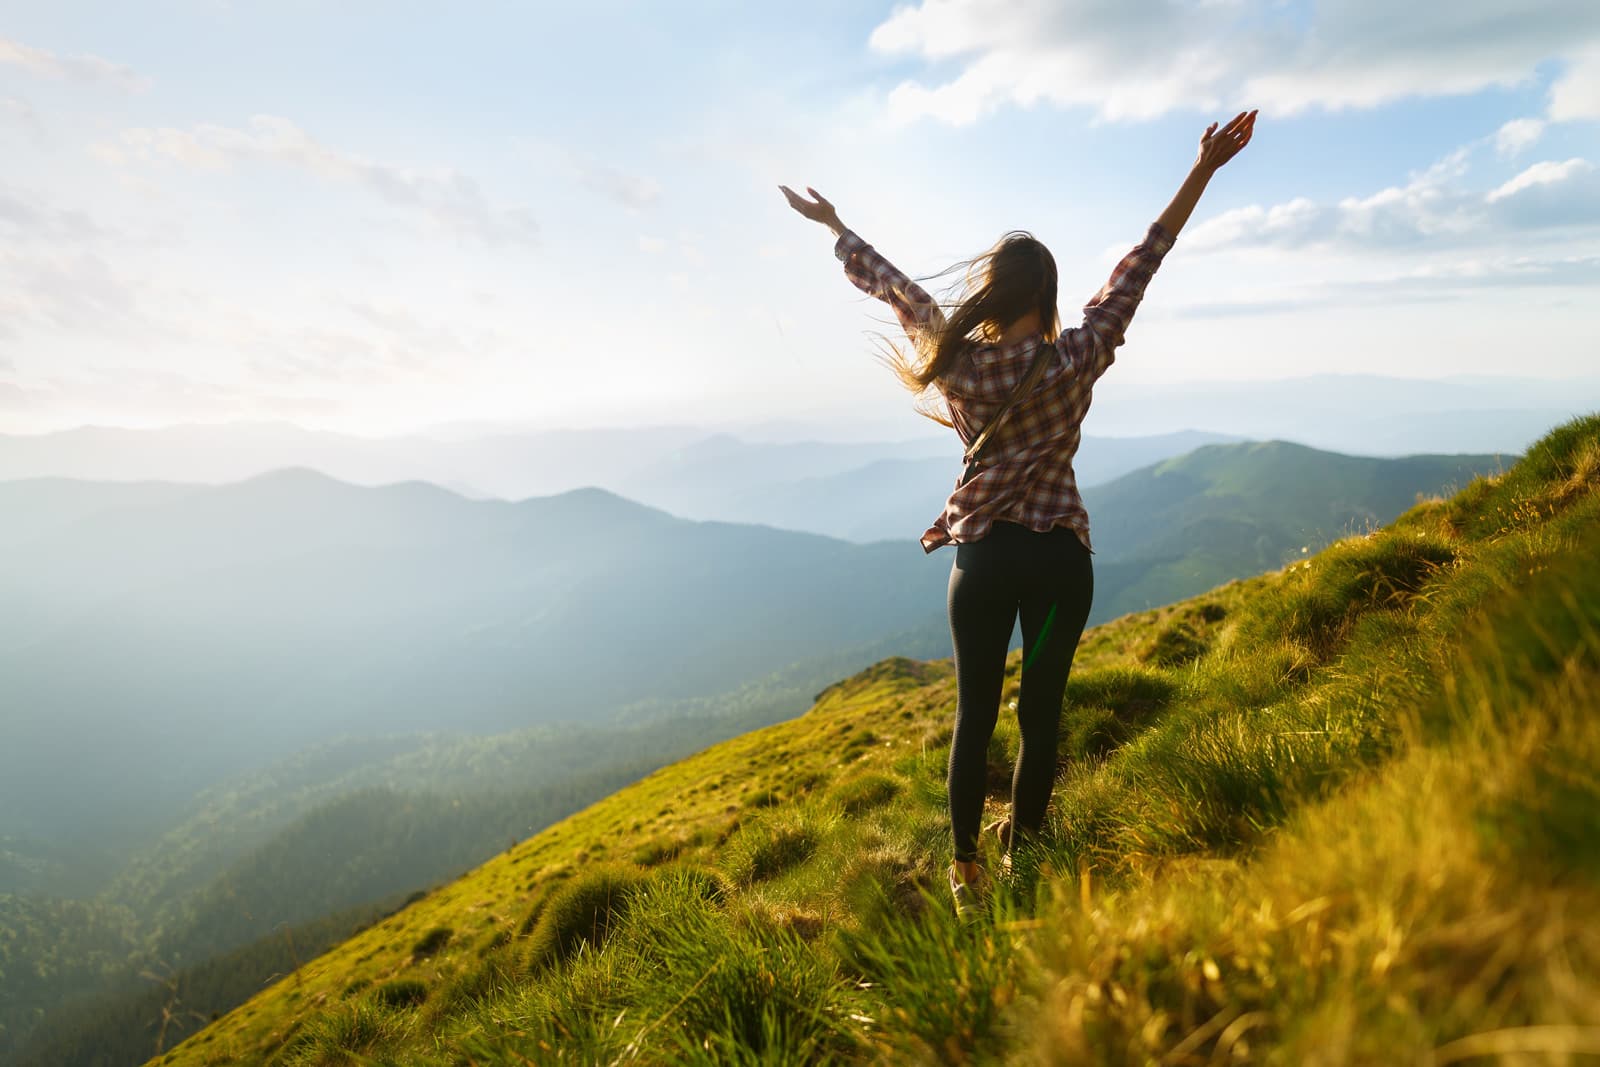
[878,230,1060,426]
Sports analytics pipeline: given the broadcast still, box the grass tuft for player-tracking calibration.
[372,978,428,1009]
[409,925,452,958]
[828,773,903,815]
[724,810,826,886]
[525,863,647,970]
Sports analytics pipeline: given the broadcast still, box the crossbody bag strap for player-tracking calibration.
[961,339,1054,471]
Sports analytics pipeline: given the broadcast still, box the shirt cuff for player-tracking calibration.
[1146,222,1177,255]
[833,229,868,262]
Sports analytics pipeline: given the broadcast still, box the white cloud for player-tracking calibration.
[1387,253,1600,288]
[0,245,169,344]
[1335,150,1481,244]
[1548,46,1600,120]
[1170,251,1600,318]
[119,115,539,248]
[869,0,1600,124]
[0,233,519,403]
[1494,118,1546,157]
[1487,158,1595,202]
[0,36,149,91]
[0,182,117,243]
[0,188,185,356]
[0,366,345,427]
[575,159,661,210]
[638,235,667,254]
[1190,136,1600,255]
[1,96,47,143]
[1185,197,1324,251]
[1186,150,1486,252]
[1485,158,1600,228]
[511,136,663,214]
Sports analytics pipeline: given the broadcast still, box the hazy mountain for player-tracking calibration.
[4,371,1593,506]
[0,421,1240,544]
[1087,373,1600,453]
[0,421,945,501]
[0,471,953,847]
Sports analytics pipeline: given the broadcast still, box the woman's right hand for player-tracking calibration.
[780,185,845,234]
[1157,109,1258,238]
[1195,110,1257,173]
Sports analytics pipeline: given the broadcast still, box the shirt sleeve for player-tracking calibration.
[1059,222,1175,384]
[834,230,946,341]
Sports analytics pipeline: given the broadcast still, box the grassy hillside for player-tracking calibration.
[154,415,1600,1065]
[10,642,959,1064]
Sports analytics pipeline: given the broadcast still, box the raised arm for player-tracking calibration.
[780,185,946,340]
[1070,110,1258,380]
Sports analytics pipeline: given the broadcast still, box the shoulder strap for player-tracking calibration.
[962,340,1054,467]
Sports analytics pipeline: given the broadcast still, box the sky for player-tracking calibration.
[1,1,1597,437]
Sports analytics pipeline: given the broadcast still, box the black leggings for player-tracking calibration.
[946,520,1094,862]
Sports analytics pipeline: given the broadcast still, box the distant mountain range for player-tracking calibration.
[0,472,953,847]
[0,438,1511,849]
[0,421,1236,530]
[4,371,1588,538]
[624,429,1239,540]
[1082,373,1600,452]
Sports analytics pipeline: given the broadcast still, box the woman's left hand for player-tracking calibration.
[780,185,843,231]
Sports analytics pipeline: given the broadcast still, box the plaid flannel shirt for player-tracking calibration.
[834,221,1176,554]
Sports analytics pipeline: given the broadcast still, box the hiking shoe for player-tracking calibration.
[948,863,983,921]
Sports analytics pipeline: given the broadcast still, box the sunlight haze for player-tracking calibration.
[1,2,1597,435]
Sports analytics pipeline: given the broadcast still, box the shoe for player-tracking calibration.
[948,863,983,920]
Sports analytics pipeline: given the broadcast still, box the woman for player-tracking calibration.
[781,111,1257,916]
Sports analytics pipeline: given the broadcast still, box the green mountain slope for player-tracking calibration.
[8,637,956,1064]
[146,414,1600,1065]
[1084,440,1506,622]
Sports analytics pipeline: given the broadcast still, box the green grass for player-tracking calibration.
[829,772,903,815]
[371,978,427,1009]
[524,863,646,969]
[407,926,452,959]
[156,414,1600,1066]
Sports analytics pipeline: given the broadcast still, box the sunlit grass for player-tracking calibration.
[157,414,1600,1066]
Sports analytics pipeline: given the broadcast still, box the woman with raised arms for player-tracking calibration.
[781,109,1257,917]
